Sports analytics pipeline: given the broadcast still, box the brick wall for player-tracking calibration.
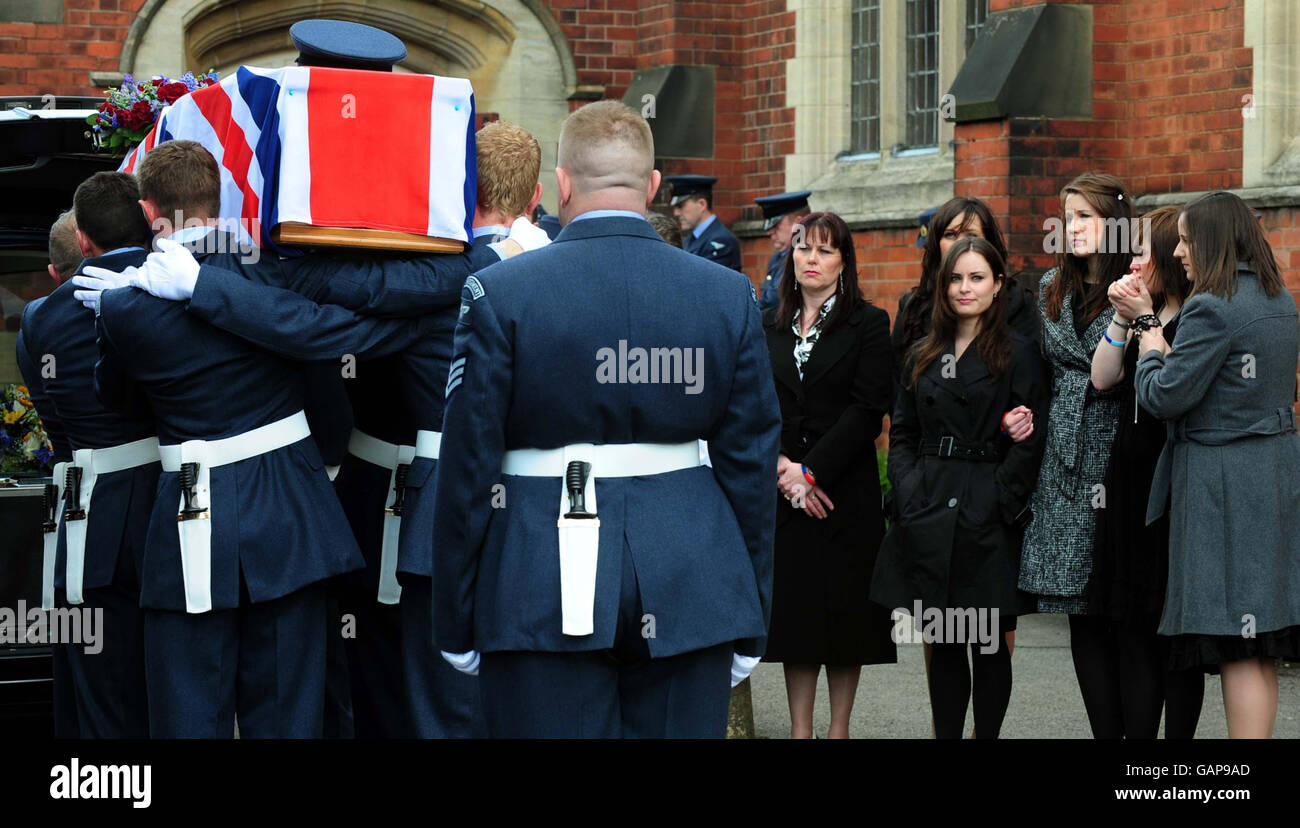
[0,0,145,96]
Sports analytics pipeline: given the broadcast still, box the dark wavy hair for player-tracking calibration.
[907,236,1010,388]
[1136,205,1188,310]
[1042,171,1134,324]
[1181,191,1284,300]
[775,211,866,333]
[896,197,1008,360]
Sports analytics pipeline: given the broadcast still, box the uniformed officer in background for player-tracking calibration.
[665,174,743,272]
[753,190,811,312]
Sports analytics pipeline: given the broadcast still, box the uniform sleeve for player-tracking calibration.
[431,280,513,654]
[802,308,894,489]
[294,245,498,318]
[994,342,1050,526]
[93,292,151,419]
[15,320,70,463]
[1135,294,1232,421]
[705,283,782,658]
[187,264,434,360]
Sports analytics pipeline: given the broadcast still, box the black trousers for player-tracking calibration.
[479,541,733,738]
[143,579,328,738]
[53,580,149,738]
[399,575,486,738]
[928,632,1013,739]
[1069,614,1205,739]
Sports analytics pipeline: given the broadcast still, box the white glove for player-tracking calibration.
[132,236,201,301]
[441,649,481,676]
[731,653,760,687]
[505,215,551,252]
[72,265,139,312]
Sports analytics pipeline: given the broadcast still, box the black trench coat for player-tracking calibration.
[761,301,897,666]
[871,333,1049,618]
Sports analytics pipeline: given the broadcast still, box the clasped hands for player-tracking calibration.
[1108,272,1169,356]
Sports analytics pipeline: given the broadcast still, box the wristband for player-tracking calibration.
[1111,315,1132,329]
[1102,330,1128,347]
[801,464,816,487]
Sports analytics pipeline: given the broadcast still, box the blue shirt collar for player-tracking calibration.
[100,246,145,257]
[570,209,647,223]
[692,213,717,239]
[168,224,217,245]
[472,224,512,239]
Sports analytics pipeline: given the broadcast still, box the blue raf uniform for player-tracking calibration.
[433,212,781,737]
[16,247,156,738]
[666,175,743,272]
[753,190,812,312]
[158,232,502,738]
[92,228,433,737]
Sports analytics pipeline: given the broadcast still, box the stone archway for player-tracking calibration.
[118,0,574,211]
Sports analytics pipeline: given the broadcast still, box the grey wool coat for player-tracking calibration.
[1018,270,1123,613]
[1136,265,1300,637]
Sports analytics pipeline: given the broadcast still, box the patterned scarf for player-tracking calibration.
[792,295,836,380]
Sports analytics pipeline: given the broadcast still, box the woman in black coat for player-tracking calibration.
[872,237,1049,738]
[761,211,896,739]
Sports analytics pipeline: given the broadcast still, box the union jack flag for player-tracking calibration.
[120,65,477,254]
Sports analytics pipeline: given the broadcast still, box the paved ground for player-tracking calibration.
[748,612,1300,738]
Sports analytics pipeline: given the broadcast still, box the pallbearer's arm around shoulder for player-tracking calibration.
[431,275,512,657]
[183,262,435,361]
[706,284,783,658]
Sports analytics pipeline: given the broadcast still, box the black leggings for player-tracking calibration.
[928,635,1012,739]
[1069,614,1205,739]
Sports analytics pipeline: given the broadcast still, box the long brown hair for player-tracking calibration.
[1137,205,1188,309]
[1181,191,1284,300]
[775,211,865,332]
[1042,172,1134,324]
[896,196,1009,359]
[908,237,1010,388]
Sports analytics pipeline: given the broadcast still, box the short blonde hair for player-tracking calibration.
[476,121,541,217]
[558,100,654,193]
[48,210,81,278]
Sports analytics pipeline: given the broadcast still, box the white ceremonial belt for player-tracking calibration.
[160,411,311,614]
[501,441,703,637]
[41,461,69,611]
[501,441,702,478]
[62,436,161,606]
[346,428,415,605]
[414,429,442,459]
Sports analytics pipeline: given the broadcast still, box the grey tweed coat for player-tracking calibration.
[1136,266,1300,636]
[1018,270,1122,613]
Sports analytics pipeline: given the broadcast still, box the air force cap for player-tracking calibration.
[754,190,812,231]
[916,205,939,248]
[665,174,717,207]
[290,19,408,72]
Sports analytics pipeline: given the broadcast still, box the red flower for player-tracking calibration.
[121,100,154,131]
[199,75,217,87]
[155,81,190,104]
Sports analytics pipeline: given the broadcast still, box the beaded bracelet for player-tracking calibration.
[1130,313,1163,334]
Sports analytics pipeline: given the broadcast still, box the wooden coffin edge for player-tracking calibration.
[271,222,466,253]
